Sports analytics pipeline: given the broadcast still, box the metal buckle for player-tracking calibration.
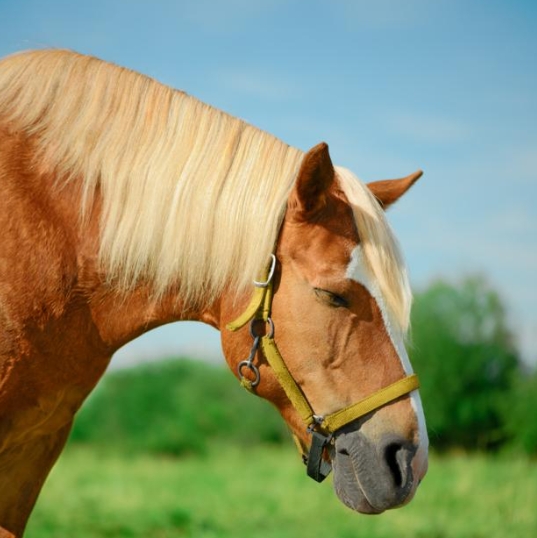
[306,414,325,434]
[253,254,276,288]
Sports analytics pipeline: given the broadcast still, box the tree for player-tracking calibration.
[500,371,537,455]
[409,276,520,451]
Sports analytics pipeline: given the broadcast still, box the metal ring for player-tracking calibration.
[238,360,261,387]
[253,254,276,288]
[249,317,274,339]
[250,318,274,338]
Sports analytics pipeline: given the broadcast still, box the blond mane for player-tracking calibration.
[336,167,412,332]
[0,49,409,329]
[0,49,304,306]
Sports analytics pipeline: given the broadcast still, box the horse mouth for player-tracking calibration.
[333,468,385,514]
[331,430,417,514]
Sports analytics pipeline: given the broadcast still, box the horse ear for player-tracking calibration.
[367,170,423,210]
[289,142,335,219]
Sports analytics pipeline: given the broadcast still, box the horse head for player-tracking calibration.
[221,143,428,513]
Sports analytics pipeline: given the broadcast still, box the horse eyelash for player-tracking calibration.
[313,288,349,308]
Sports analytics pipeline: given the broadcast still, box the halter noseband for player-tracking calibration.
[226,255,420,482]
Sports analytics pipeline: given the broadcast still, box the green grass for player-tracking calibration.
[27,445,537,538]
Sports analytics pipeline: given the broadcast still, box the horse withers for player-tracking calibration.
[0,49,428,536]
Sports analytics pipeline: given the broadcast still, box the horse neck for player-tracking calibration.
[4,126,234,355]
[86,281,223,354]
[43,175,226,355]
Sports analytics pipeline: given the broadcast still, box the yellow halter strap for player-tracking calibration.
[226,256,420,481]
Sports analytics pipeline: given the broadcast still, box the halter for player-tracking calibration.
[226,255,420,482]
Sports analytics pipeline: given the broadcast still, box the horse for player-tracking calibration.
[0,49,428,537]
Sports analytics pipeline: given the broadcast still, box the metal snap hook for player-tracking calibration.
[238,335,261,388]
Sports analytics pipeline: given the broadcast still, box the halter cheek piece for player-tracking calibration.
[226,255,420,483]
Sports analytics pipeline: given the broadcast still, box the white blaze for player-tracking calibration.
[345,245,428,450]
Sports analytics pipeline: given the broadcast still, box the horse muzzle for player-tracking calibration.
[332,430,422,513]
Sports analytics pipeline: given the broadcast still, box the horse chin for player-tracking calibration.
[331,430,414,514]
[333,473,384,515]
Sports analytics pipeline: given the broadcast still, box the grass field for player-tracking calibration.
[26,444,537,538]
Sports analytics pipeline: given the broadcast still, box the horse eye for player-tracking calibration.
[314,288,349,308]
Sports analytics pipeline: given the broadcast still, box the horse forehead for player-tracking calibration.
[283,198,359,255]
[282,225,358,275]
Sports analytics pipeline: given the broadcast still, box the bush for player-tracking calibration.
[70,359,289,456]
[410,276,520,451]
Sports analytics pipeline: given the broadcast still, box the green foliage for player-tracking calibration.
[500,371,537,455]
[410,276,521,451]
[70,359,289,456]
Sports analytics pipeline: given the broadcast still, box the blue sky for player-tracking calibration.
[1,0,536,365]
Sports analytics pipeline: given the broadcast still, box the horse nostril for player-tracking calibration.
[383,440,417,491]
[384,442,404,487]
